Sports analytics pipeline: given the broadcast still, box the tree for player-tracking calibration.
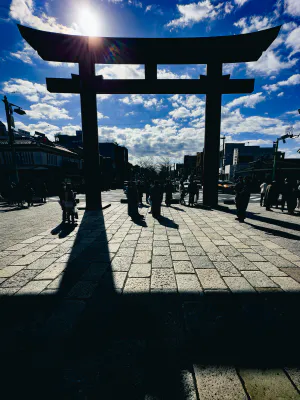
[136,157,158,180]
[158,157,172,180]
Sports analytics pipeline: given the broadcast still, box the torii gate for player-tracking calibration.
[18,24,280,210]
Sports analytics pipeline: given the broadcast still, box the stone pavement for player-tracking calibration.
[0,200,300,399]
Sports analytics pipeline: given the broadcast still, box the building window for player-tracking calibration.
[47,153,57,166]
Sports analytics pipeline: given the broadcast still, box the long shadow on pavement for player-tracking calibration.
[0,208,300,399]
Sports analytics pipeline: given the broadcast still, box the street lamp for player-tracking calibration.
[2,95,26,184]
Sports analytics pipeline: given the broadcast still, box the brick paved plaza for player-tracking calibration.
[1,199,300,399]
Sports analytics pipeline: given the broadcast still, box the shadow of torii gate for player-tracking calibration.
[18,24,280,210]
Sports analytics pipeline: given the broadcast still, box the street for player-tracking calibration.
[0,197,300,398]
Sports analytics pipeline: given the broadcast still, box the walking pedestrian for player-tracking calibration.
[164,179,173,207]
[179,180,185,205]
[235,176,251,222]
[265,181,276,211]
[41,182,48,203]
[150,181,163,218]
[127,181,142,220]
[24,182,34,208]
[136,180,144,206]
[64,183,76,224]
[281,178,293,212]
[260,180,267,207]
[188,179,198,207]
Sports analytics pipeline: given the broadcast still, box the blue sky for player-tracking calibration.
[0,0,299,164]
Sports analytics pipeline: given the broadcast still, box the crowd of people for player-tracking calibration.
[234,176,300,223]
[1,181,47,208]
[260,178,300,214]
[126,178,201,220]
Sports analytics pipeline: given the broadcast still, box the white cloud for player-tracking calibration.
[121,95,144,105]
[98,112,109,119]
[282,21,298,32]
[165,0,227,30]
[2,78,72,103]
[234,0,250,6]
[9,0,78,34]
[26,103,72,120]
[226,92,266,109]
[286,26,300,56]
[277,91,284,97]
[97,65,144,79]
[263,74,300,92]
[145,4,163,14]
[157,69,191,79]
[247,50,297,76]
[233,15,274,34]
[284,0,300,17]
[169,106,191,119]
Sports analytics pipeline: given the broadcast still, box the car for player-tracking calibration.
[219,180,235,193]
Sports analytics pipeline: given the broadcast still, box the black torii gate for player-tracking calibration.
[18,24,280,210]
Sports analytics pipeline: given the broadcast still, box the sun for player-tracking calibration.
[78,7,99,36]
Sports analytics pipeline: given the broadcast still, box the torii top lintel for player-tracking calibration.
[18,24,281,65]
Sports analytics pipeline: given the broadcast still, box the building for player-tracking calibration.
[0,133,83,194]
[99,142,129,187]
[55,130,83,148]
[220,142,274,180]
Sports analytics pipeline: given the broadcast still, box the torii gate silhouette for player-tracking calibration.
[18,24,280,210]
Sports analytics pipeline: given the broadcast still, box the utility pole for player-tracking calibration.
[3,96,18,184]
[272,127,295,181]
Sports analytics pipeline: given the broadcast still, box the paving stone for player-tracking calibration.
[194,365,246,400]
[154,235,168,241]
[0,255,23,269]
[0,287,19,297]
[228,256,258,271]
[182,240,200,247]
[168,236,183,244]
[36,244,59,252]
[279,267,300,283]
[152,255,173,269]
[171,252,190,261]
[224,277,255,293]
[190,256,214,269]
[112,272,127,290]
[208,253,228,262]
[176,274,202,293]
[153,247,170,256]
[214,262,241,277]
[153,240,169,247]
[44,299,86,336]
[5,243,28,251]
[67,281,98,298]
[111,256,132,271]
[21,236,42,244]
[16,280,51,295]
[196,269,227,290]
[81,263,108,280]
[136,243,153,251]
[133,251,152,264]
[251,246,276,256]
[243,253,266,262]
[120,240,137,247]
[0,264,26,278]
[151,269,177,291]
[285,368,300,393]
[281,253,300,262]
[186,247,205,256]
[123,277,150,293]
[35,263,66,280]
[170,244,186,252]
[242,271,279,288]
[128,264,151,278]
[212,240,229,246]
[116,247,135,257]
[262,241,282,249]
[264,256,296,268]
[239,368,300,400]
[173,261,194,274]
[25,257,58,270]
[201,243,220,253]
[11,251,45,266]
[1,269,41,288]
[271,277,300,292]
[254,262,287,277]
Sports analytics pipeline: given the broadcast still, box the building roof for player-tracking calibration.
[18,24,280,65]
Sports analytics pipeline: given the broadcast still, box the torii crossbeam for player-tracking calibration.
[18,24,280,210]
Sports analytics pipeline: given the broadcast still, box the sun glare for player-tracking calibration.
[78,8,99,36]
